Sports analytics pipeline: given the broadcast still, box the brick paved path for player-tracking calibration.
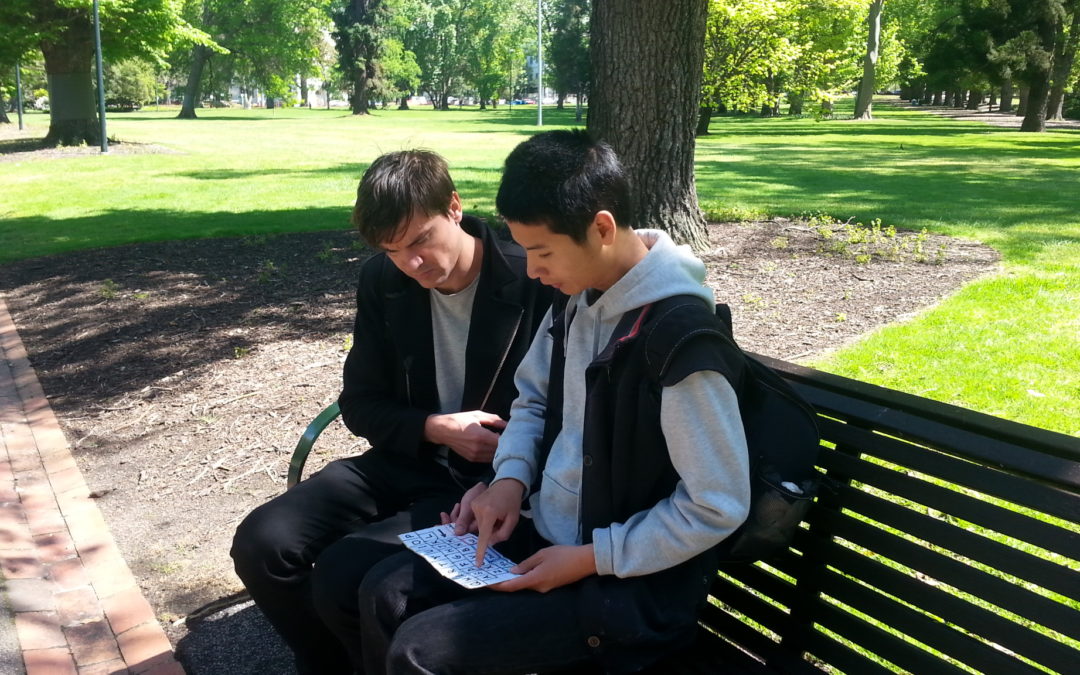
[0,297,184,675]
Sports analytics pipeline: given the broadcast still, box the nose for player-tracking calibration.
[405,253,424,273]
[526,257,542,280]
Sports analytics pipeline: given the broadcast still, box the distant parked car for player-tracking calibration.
[105,97,141,112]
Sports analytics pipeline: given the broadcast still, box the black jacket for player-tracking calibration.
[338,215,552,476]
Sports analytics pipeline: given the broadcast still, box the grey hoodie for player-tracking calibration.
[492,229,751,578]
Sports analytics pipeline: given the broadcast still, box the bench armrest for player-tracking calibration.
[287,402,342,489]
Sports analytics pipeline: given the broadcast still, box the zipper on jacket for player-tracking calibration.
[479,309,523,410]
[403,355,414,406]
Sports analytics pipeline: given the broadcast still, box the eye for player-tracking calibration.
[538,252,552,259]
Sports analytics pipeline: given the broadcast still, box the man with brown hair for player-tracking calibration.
[230,149,551,674]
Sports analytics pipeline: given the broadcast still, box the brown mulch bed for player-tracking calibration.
[0,220,999,641]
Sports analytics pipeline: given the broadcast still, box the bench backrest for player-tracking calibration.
[701,356,1080,674]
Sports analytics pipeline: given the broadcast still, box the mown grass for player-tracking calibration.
[694,103,1079,436]
[1,101,1077,436]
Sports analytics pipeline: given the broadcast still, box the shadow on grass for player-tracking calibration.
[0,207,511,418]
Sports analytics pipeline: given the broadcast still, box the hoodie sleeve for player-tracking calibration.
[591,370,751,578]
[490,307,556,489]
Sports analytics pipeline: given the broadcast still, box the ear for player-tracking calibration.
[592,211,618,244]
[448,192,463,223]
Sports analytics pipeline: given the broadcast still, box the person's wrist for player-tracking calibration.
[423,413,445,445]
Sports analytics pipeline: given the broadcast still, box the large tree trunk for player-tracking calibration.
[589,0,709,249]
[999,79,1014,112]
[695,106,712,136]
[351,71,370,114]
[1017,85,1029,115]
[1020,8,1062,132]
[39,12,98,146]
[966,90,982,110]
[0,87,10,124]
[300,74,309,107]
[932,90,943,106]
[179,45,210,119]
[1047,10,1080,121]
[853,0,885,120]
[398,95,409,110]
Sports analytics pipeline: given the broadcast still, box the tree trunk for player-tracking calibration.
[1021,7,1061,132]
[966,90,982,110]
[398,95,409,110]
[854,0,884,120]
[556,91,566,110]
[1018,85,1029,115]
[695,106,712,136]
[954,89,966,108]
[988,92,997,110]
[0,87,10,124]
[300,75,309,106]
[575,88,584,122]
[266,97,276,109]
[351,71,370,115]
[179,45,209,119]
[932,90,943,106]
[943,90,954,106]
[788,93,804,115]
[1047,10,1080,121]
[999,79,1014,112]
[589,0,709,249]
[40,21,98,146]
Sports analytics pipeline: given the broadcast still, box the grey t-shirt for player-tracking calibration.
[429,273,480,462]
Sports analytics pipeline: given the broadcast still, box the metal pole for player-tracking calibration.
[93,0,108,153]
[537,0,543,126]
[15,61,25,130]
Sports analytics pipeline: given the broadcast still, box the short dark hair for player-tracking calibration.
[352,150,456,246]
[496,129,633,242]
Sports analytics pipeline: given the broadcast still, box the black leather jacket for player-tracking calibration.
[338,215,553,476]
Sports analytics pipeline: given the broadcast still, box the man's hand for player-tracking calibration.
[472,479,525,566]
[492,545,597,594]
[424,411,507,463]
[440,482,487,535]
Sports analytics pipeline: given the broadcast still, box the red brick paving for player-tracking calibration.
[1,298,184,673]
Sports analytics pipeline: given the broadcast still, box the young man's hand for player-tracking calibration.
[492,544,597,593]
[440,482,487,535]
[472,478,525,566]
[423,411,506,463]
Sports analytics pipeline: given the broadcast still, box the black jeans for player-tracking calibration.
[356,520,713,675]
[230,450,468,675]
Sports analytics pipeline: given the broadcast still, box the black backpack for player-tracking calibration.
[635,294,822,564]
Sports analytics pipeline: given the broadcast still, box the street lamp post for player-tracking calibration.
[537,0,543,127]
[93,0,108,153]
[15,61,24,131]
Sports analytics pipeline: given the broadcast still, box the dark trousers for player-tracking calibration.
[356,519,715,675]
[230,450,468,675]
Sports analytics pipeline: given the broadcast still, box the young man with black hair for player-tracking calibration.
[230,149,552,675]
[355,130,751,674]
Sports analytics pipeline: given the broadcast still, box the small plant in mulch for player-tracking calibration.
[805,212,949,265]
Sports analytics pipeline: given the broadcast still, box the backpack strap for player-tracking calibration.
[640,295,744,389]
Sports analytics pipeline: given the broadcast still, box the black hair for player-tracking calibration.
[352,149,456,246]
[496,129,633,242]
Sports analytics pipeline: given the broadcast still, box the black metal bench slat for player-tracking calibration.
[792,521,1080,673]
[694,604,811,674]
[698,596,844,675]
[816,437,1080,561]
[765,356,1080,472]
[798,590,972,675]
[784,382,1080,491]
[818,456,1080,606]
[803,496,1080,643]
[708,573,800,650]
[717,562,801,613]
[811,565,1040,675]
[642,627,771,675]
[816,415,1080,525]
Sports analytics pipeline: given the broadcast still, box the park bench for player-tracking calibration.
[288,356,1080,674]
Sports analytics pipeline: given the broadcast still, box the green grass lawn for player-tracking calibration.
[1,102,1077,435]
